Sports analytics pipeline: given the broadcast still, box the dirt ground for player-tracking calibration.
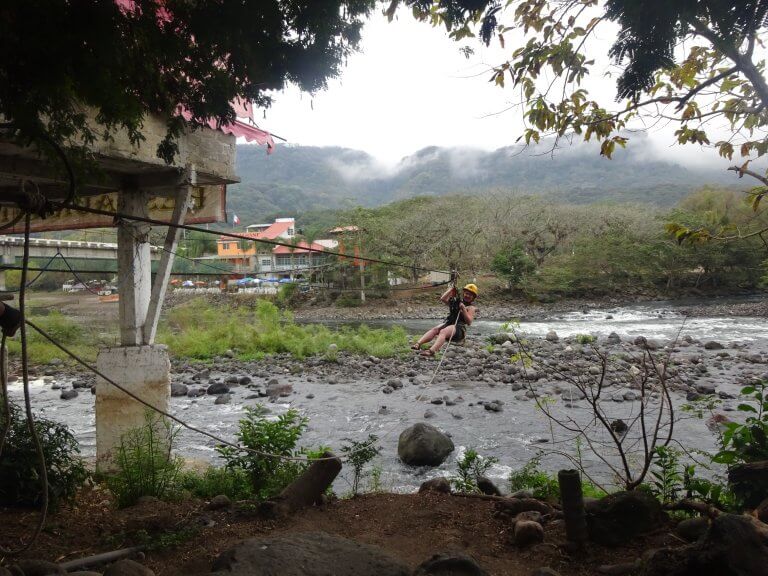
[1,489,682,576]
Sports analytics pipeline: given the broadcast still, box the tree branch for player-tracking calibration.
[729,165,768,187]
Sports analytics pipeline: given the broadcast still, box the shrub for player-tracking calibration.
[159,299,408,360]
[216,405,310,499]
[451,448,498,493]
[508,455,560,500]
[714,381,768,465]
[648,446,683,504]
[575,333,597,345]
[179,466,253,501]
[0,401,88,508]
[341,434,380,496]
[106,412,183,508]
[508,455,605,500]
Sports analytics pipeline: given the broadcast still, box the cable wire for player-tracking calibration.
[26,320,376,464]
[0,212,49,556]
[50,201,450,276]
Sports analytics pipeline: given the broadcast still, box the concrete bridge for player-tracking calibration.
[0,235,161,261]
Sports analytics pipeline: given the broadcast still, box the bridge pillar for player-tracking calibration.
[95,189,169,471]
[0,254,13,291]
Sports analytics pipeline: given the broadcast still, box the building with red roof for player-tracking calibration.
[216,218,327,278]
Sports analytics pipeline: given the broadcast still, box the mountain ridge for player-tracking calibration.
[227,139,737,224]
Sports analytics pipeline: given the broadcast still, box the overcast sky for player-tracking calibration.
[251,10,741,171]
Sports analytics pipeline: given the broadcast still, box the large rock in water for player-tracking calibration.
[209,532,409,576]
[586,490,664,546]
[398,423,455,466]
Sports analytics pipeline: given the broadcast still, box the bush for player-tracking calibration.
[179,466,254,501]
[508,454,605,501]
[0,401,88,508]
[508,455,560,500]
[106,412,183,508]
[451,448,498,493]
[159,299,408,359]
[340,434,380,496]
[714,381,768,465]
[575,333,597,345]
[216,405,310,500]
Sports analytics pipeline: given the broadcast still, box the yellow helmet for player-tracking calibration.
[463,283,478,296]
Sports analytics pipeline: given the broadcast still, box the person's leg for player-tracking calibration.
[412,324,443,349]
[426,325,455,354]
[0,302,21,337]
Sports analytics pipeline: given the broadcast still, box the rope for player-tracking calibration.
[25,319,384,464]
[0,211,49,556]
[424,272,462,387]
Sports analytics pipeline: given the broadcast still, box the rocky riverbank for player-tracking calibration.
[292,293,768,322]
[9,326,767,491]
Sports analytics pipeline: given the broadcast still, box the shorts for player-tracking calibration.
[447,324,466,342]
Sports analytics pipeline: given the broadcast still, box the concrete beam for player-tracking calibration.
[117,190,152,346]
[144,168,194,344]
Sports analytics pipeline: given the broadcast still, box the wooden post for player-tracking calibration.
[558,469,588,547]
[143,167,195,344]
[262,452,342,517]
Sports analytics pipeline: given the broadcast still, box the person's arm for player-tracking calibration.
[459,303,475,325]
[440,287,457,304]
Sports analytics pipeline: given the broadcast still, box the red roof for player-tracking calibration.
[221,219,293,242]
[272,241,325,255]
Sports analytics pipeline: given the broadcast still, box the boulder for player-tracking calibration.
[640,514,768,576]
[477,476,502,496]
[545,331,559,342]
[397,423,455,467]
[695,383,716,395]
[386,379,404,390]
[103,560,154,576]
[586,490,664,546]
[214,394,232,405]
[206,382,230,395]
[209,532,409,576]
[266,380,293,398]
[606,332,621,345]
[675,517,709,542]
[413,554,489,576]
[704,341,724,350]
[419,477,452,494]
[206,494,232,511]
[11,560,65,576]
[60,389,78,400]
[514,520,544,547]
[170,383,188,397]
[494,498,552,517]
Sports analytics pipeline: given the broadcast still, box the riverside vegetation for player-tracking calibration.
[341,188,768,298]
[5,299,409,364]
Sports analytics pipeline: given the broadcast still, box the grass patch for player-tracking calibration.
[158,298,409,360]
[6,311,100,364]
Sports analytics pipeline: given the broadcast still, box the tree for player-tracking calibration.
[491,244,535,289]
[0,1,376,167]
[393,0,768,231]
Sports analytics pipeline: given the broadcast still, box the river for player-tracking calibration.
[7,297,767,495]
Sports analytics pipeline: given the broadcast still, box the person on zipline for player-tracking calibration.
[0,303,21,338]
[411,283,478,357]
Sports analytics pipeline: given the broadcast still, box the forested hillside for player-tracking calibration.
[228,136,736,224]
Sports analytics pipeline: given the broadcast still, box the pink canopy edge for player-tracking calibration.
[116,0,276,154]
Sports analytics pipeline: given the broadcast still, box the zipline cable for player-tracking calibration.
[48,201,450,276]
